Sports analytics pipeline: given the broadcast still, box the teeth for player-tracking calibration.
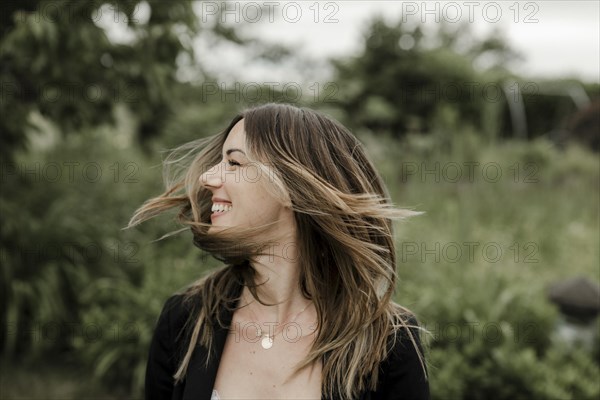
[211,203,233,213]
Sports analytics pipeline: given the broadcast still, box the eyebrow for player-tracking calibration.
[225,148,247,156]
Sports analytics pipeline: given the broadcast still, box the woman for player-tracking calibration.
[129,103,429,399]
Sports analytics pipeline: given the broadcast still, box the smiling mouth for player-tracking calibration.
[211,211,229,218]
[211,203,232,216]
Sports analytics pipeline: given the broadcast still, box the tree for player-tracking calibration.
[331,17,518,138]
[0,0,203,162]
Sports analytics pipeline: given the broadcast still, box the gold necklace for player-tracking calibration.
[247,301,313,349]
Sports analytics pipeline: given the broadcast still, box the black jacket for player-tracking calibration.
[145,290,430,400]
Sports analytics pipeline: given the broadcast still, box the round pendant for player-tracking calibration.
[261,335,273,349]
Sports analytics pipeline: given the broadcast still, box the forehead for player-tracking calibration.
[224,119,246,149]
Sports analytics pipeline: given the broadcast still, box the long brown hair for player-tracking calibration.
[129,103,427,399]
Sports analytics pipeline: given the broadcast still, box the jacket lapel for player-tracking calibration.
[182,287,240,400]
[181,321,230,399]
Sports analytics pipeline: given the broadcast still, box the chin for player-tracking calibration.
[208,223,229,232]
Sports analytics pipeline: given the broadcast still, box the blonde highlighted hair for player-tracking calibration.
[129,103,427,399]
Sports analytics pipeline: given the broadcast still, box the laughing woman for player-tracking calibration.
[129,103,429,400]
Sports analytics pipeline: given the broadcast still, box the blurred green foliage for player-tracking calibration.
[0,0,201,161]
[363,126,599,399]
[1,3,599,400]
[1,107,219,393]
[351,21,600,383]
[331,17,599,145]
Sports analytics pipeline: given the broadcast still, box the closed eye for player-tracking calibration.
[227,160,241,167]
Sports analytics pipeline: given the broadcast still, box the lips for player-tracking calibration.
[210,212,227,220]
[210,197,232,222]
[210,203,232,222]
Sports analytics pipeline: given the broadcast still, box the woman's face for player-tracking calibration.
[199,119,294,237]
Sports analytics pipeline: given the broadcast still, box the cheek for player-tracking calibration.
[237,180,284,222]
[246,198,283,225]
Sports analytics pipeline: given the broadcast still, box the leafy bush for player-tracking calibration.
[383,130,600,399]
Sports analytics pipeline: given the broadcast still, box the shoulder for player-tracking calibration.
[155,290,202,343]
[154,267,241,341]
[149,289,204,370]
[388,315,427,366]
[375,314,430,399]
[159,292,198,324]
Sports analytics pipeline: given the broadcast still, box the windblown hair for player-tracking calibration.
[129,103,427,399]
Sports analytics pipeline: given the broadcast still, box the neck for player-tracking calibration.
[243,240,311,324]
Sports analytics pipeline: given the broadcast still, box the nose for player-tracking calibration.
[199,162,224,188]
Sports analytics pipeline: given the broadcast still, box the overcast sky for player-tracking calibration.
[193,0,599,83]
[101,1,599,83]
